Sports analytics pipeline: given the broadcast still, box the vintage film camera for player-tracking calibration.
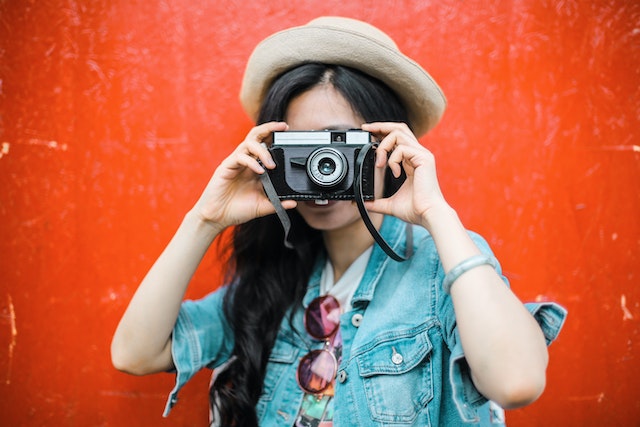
[266,130,375,200]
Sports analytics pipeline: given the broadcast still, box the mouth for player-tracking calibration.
[303,199,336,208]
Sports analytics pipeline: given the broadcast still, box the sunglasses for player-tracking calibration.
[297,295,342,395]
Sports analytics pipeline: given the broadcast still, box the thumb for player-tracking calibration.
[364,198,393,216]
[256,199,298,218]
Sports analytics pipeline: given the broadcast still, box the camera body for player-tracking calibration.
[267,130,375,200]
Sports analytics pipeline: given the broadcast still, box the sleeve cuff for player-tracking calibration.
[163,308,202,417]
[449,301,568,422]
[450,338,488,423]
[525,301,568,346]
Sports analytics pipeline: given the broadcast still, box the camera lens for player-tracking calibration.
[307,147,348,187]
[318,158,336,175]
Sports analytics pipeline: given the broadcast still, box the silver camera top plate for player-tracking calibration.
[272,130,370,145]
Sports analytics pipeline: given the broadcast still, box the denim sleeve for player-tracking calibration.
[163,288,235,417]
[448,301,568,422]
[441,233,568,422]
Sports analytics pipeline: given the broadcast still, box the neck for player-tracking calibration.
[323,213,383,282]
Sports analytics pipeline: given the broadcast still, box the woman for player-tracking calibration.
[111,17,566,426]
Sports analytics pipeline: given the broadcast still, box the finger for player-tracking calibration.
[387,143,407,164]
[245,122,288,169]
[374,144,390,168]
[280,200,298,210]
[387,145,407,178]
[362,122,412,140]
[241,139,274,170]
[364,122,419,152]
[372,130,400,167]
[247,121,289,142]
[236,152,268,175]
[363,198,393,216]
[374,129,410,168]
[255,198,298,219]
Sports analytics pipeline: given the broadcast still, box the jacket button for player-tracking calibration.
[392,347,404,365]
[351,313,363,327]
[337,370,348,383]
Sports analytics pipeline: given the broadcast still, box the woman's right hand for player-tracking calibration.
[192,121,297,231]
[112,122,298,375]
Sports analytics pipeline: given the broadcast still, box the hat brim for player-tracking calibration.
[240,21,447,137]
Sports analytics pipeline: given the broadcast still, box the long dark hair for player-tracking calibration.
[210,63,410,426]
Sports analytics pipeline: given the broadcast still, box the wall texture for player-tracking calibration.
[1,1,638,425]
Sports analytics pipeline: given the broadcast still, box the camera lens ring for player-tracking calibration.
[307,147,348,188]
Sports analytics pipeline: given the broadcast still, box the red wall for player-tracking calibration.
[1,1,638,425]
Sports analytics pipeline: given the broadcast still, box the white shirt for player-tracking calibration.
[319,246,373,312]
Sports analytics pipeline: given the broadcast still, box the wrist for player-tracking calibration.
[420,202,458,232]
[421,203,484,273]
[184,209,225,240]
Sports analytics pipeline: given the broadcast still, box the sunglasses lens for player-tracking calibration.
[297,349,337,394]
[305,295,341,339]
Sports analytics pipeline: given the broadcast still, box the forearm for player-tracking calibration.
[423,204,548,408]
[111,210,223,374]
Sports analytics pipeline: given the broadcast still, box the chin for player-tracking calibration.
[296,201,361,231]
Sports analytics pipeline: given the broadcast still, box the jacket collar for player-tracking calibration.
[303,216,412,308]
[352,216,410,306]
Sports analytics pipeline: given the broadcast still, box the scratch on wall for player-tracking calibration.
[0,142,9,159]
[621,294,634,321]
[26,139,68,151]
[568,392,605,403]
[5,294,17,384]
[0,140,69,158]
[598,145,640,153]
[99,390,167,399]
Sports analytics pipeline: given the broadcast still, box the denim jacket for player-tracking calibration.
[164,216,567,425]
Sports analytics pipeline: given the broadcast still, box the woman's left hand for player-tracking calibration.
[361,122,448,226]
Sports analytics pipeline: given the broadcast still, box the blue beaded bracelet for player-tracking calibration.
[442,254,499,294]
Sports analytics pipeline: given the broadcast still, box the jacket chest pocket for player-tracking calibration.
[356,328,434,424]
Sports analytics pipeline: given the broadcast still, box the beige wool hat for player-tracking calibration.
[239,16,447,137]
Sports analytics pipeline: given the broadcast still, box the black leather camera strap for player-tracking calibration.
[260,144,413,261]
[260,170,294,249]
[354,144,413,262]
